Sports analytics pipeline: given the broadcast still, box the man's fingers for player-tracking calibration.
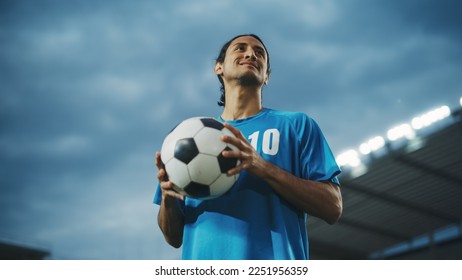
[164,189,185,201]
[227,165,243,176]
[155,152,164,169]
[156,151,171,182]
[223,123,244,139]
[157,166,169,181]
[221,148,242,158]
[221,134,246,151]
[162,189,185,200]
[156,151,184,201]
[160,180,173,189]
[157,168,164,179]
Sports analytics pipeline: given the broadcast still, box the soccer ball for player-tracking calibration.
[160,117,240,200]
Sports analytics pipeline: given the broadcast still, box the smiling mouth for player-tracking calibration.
[240,62,258,69]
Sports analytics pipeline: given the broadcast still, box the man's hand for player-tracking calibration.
[219,124,342,223]
[156,152,185,201]
[156,152,185,248]
[220,123,268,179]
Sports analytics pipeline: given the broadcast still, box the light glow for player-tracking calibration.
[336,101,457,174]
[336,149,361,167]
[411,105,451,130]
[359,136,385,155]
[387,124,415,141]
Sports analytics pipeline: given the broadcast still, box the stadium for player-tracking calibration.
[310,97,462,259]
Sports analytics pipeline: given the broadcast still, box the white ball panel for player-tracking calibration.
[221,126,234,137]
[160,132,177,163]
[209,173,239,197]
[187,154,220,185]
[174,117,207,138]
[165,158,191,189]
[222,127,240,152]
[194,127,227,156]
[161,117,205,164]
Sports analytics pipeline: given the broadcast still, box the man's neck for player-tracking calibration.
[221,86,263,121]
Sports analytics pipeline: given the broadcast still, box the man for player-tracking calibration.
[154,34,342,259]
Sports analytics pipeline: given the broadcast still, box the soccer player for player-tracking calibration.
[154,34,342,259]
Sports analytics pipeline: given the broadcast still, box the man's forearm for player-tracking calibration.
[158,195,185,248]
[261,160,342,224]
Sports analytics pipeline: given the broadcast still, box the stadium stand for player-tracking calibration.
[309,103,462,260]
[0,237,50,260]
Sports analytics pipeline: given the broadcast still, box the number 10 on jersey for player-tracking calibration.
[248,129,280,156]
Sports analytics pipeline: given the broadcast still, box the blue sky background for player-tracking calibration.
[1,0,461,259]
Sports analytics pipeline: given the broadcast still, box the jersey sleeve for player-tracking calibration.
[297,114,341,184]
[153,182,162,205]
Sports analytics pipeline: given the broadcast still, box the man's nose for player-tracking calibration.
[244,49,257,60]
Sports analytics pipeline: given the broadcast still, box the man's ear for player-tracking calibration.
[214,63,223,75]
[264,72,270,85]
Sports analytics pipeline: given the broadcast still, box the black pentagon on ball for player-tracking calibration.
[217,146,238,173]
[174,138,199,164]
[200,118,224,130]
[184,181,211,198]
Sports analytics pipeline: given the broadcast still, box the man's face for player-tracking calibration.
[215,36,269,87]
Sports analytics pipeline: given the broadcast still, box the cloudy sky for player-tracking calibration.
[1,0,461,259]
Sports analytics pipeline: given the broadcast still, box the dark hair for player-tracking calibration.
[215,34,271,107]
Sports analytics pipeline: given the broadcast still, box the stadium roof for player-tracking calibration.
[0,240,50,260]
[308,105,462,260]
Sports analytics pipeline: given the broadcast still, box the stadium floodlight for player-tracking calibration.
[336,149,361,167]
[439,105,451,118]
[411,105,451,130]
[411,117,424,130]
[387,123,415,141]
[359,136,385,155]
[336,102,457,174]
[359,143,371,155]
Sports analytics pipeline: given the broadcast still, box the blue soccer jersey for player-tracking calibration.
[153,108,340,259]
